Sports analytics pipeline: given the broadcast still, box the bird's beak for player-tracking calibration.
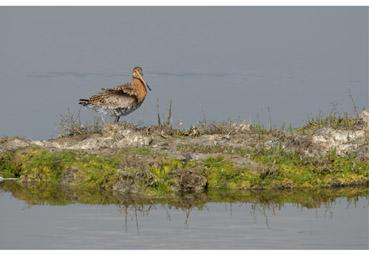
[146,83,152,91]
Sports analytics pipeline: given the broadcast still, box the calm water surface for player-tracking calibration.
[0,7,368,250]
[0,187,367,249]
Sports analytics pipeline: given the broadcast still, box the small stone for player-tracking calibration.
[176,153,193,163]
[236,122,251,132]
[264,139,280,149]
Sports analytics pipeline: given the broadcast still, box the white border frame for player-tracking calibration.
[0,0,369,6]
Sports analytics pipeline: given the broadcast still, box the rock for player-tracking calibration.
[115,132,152,147]
[264,139,282,149]
[101,123,136,136]
[311,128,366,155]
[31,140,47,147]
[113,168,156,194]
[189,126,200,136]
[30,126,152,151]
[355,143,369,160]
[189,134,223,147]
[175,153,193,163]
[170,167,208,193]
[0,137,32,150]
[233,122,252,132]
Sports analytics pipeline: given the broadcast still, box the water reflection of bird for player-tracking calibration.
[79,66,151,122]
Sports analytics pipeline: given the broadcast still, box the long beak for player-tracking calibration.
[146,83,152,91]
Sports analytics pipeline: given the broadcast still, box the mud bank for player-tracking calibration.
[0,110,368,196]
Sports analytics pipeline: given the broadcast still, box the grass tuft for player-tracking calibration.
[57,109,103,137]
[301,112,360,131]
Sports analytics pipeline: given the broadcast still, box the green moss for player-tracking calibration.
[149,164,174,195]
[250,147,369,189]
[20,149,76,184]
[202,157,258,190]
[0,151,19,178]
[1,145,368,196]
[0,148,122,190]
[71,158,120,191]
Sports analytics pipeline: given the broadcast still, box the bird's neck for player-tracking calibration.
[132,77,147,102]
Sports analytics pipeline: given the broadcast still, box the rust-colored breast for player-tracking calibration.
[132,78,147,103]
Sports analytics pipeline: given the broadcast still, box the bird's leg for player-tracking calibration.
[115,116,120,123]
[101,115,106,124]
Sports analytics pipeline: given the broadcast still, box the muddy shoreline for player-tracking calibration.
[0,110,368,196]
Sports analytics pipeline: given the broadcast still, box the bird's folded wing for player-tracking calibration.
[100,83,138,97]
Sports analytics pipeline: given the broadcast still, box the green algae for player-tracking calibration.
[0,145,368,197]
[249,146,369,189]
[0,148,120,191]
[202,157,258,190]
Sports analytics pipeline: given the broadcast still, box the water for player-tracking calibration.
[0,7,368,249]
[0,7,367,139]
[0,185,368,249]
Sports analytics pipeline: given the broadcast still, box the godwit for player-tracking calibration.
[79,66,151,122]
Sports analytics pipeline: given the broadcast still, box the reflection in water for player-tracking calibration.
[1,181,367,210]
[0,182,368,249]
[4,181,364,226]
[116,196,199,232]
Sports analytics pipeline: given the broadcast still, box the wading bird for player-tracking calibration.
[79,67,151,122]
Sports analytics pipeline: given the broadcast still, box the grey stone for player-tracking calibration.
[311,128,366,155]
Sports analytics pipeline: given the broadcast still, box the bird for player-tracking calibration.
[79,66,151,123]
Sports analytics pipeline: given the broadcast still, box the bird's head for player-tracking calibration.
[132,66,151,91]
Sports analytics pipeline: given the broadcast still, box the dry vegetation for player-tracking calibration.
[57,109,103,137]
[301,112,361,131]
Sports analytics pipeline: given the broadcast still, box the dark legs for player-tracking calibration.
[115,116,120,123]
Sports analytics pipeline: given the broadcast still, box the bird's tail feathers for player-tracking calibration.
[79,98,90,106]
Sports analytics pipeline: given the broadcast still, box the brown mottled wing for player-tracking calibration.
[87,83,138,108]
[103,82,139,98]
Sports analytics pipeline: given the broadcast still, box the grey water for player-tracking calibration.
[0,7,368,140]
[0,190,368,249]
[0,7,368,249]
